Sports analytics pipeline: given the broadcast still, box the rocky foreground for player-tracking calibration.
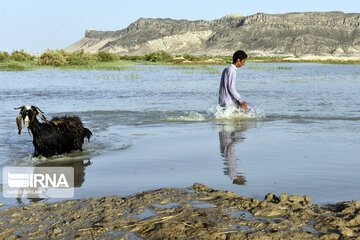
[0,183,360,239]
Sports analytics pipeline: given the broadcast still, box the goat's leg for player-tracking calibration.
[33,150,39,157]
[33,146,41,157]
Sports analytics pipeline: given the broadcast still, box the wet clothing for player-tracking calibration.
[218,64,244,107]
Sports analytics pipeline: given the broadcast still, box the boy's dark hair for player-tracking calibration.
[232,50,248,63]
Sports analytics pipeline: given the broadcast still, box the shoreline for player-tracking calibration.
[1,183,359,239]
[1,53,360,71]
[282,56,360,63]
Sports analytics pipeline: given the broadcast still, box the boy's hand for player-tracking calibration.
[241,102,248,110]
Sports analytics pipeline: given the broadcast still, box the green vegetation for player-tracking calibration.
[38,49,98,66]
[0,51,11,62]
[144,51,173,62]
[37,49,68,66]
[0,49,359,71]
[11,50,34,62]
[0,50,38,71]
[245,65,294,71]
[277,66,294,70]
[0,61,27,71]
[125,73,142,80]
[183,54,216,61]
[170,65,221,74]
[96,51,120,62]
[118,55,144,61]
[0,50,34,63]
[246,56,289,62]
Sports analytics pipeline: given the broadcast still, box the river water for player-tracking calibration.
[0,63,359,206]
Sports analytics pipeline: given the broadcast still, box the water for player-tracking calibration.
[0,63,359,207]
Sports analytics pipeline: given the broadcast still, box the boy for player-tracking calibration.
[219,50,248,110]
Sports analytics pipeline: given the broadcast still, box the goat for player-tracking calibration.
[15,105,92,158]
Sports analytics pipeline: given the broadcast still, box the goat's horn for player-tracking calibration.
[14,106,25,110]
[16,113,22,135]
[33,106,44,113]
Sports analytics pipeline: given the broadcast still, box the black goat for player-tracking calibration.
[15,106,92,158]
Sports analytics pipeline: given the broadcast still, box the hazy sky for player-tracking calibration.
[1,0,359,53]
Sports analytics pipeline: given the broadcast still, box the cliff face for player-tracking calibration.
[65,12,360,56]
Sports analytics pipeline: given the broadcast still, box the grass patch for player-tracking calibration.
[125,73,142,80]
[169,65,221,74]
[277,66,294,70]
[59,60,138,71]
[245,65,294,71]
[0,61,33,71]
[246,56,290,62]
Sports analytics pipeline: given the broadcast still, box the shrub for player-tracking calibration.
[144,51,173,62]
[183,54,199,61]
[66,50,97,66]
[96,51,119,62]
[37,49,68,66]
[11,50,34,61]
[38,49,98,66]
[0,52,11,62]
[119,55,144,61]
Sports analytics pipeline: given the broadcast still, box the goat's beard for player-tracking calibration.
[24,116,30,127]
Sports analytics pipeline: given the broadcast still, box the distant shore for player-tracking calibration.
[283,56,360,63]
[1,50,360,71]
[0,183,359,239]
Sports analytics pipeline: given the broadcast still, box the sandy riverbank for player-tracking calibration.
[0,183,359,239]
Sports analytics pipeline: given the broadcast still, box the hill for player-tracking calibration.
[65,12,360,57]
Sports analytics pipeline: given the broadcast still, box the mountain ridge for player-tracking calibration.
[66,11,360,57]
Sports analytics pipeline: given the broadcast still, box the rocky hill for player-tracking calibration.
[65,12,360,56]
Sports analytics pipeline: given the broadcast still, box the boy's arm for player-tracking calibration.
[228,71,247,109]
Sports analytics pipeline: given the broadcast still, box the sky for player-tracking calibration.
[1,0,359,53]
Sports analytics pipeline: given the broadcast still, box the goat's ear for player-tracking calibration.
[16,114,22,135]
[32,106,49,123]
[38,112,49,124]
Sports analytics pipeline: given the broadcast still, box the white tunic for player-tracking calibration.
[218,64,244,107]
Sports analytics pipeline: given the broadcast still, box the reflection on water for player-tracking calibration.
[14,159,92,203]
[218,121,249,185]
[36,159,91,188]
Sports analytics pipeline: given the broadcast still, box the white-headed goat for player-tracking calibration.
[15,106,92,158]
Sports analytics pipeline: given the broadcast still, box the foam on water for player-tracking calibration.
[211,105,265,120]
[163,111,209,122]
[163,105,265,122]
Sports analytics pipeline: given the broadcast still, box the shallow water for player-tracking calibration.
[0,63,359,207]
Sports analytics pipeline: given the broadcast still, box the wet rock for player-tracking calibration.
[190,182,214,192]
[280,193,289,202]
[288,195,311,205]
[53,227,62,235]
[264,193,280,203]
[252,205,287,218]
[319,233,340,240]
[0,184,359,239]
[346,213,360,227]
[338,226,354,237]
